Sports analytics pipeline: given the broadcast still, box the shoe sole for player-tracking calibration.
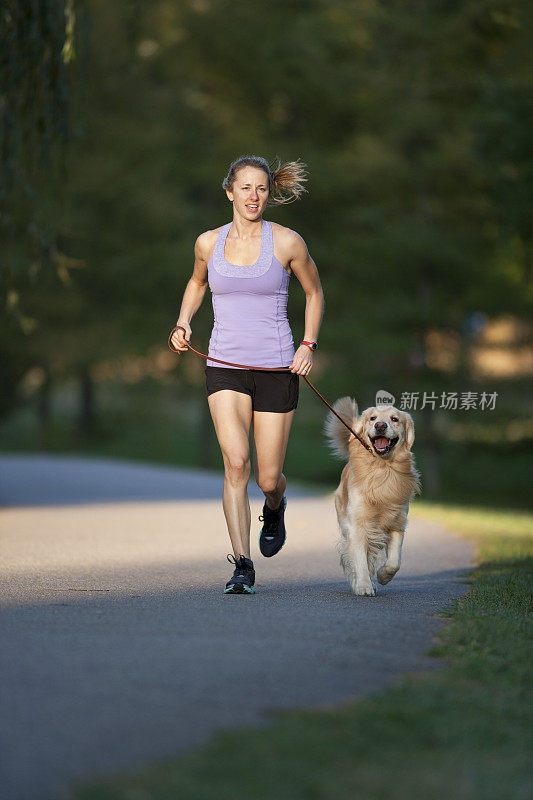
[258,531,286,558]
[224,583,255,594]
[259,496,287,558]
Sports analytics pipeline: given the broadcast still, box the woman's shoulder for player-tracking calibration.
[269,221,308,261]
[195,225,226,262]
[270,221,306,243]
[197,224,226,245]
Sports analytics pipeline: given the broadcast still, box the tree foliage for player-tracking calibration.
[2,0,532,430]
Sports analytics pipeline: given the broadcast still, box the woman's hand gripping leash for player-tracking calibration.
[289,343,314,376]
[169,323,192,354]
[167,326,374,455]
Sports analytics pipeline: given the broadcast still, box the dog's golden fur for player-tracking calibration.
[324,397,421,595]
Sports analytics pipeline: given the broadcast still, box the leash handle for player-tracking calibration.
[169,326,289,370]
[168,326,373,454]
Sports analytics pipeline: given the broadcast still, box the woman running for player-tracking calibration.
[170,155,324,594]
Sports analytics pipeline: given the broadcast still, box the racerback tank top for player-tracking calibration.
[206,220,295,370]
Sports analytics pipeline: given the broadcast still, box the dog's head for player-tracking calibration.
[355,405,415,458]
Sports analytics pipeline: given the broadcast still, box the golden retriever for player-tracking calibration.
[324,398,421,595]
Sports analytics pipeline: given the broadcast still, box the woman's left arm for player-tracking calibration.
[287,231,324,376]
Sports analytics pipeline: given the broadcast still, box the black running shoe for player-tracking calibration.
[224,554,255,594]
[258,495,287,557]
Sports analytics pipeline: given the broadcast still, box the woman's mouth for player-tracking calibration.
[246,205,259,212]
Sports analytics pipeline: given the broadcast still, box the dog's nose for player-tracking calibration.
[374,421,387,433]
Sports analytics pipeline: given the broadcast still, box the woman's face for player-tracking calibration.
[226,166,269,220]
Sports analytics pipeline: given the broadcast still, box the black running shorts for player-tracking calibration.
[205,366,299,413]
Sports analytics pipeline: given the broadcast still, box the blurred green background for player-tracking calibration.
[2,0,532,509]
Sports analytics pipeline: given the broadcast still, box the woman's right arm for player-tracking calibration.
[170,232,211,352]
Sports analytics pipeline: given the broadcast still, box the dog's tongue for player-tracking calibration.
[374,437,389,449]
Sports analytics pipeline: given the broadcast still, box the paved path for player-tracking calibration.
[0,454,473,800]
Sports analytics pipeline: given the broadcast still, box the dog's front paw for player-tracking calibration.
[377,565,399,585]
[352,580,376,596]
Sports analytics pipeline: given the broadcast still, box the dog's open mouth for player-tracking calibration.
[370,435,399,455]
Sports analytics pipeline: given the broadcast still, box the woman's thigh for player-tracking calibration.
[207,389,253,469]
[252,409,295,487]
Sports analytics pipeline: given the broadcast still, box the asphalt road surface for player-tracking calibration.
[0,454,473,800]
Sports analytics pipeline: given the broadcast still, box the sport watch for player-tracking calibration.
[301,340,318,351]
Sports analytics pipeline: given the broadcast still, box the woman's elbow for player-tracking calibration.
[309,286,324,304]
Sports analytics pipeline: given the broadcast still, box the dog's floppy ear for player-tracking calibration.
[354,409,366,437]
[403,413,415,450]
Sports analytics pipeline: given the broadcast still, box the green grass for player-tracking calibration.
[71,504,533,800]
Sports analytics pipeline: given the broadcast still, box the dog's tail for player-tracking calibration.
[323,396,359,461]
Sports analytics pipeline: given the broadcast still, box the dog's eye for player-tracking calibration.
[391,416,398,422]
[369,416,376,421]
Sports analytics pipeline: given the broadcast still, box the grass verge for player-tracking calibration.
[72,503,532,800]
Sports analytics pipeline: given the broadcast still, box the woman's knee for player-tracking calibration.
[256,472,282,495]
[224,454,251,486]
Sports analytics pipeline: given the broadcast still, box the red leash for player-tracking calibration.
[168,325,374,454]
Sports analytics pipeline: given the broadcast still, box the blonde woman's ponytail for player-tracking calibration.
[269,156,309,205]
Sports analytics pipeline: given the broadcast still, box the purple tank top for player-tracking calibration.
[206,220,295,369]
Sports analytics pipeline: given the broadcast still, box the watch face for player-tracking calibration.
[311,342,317,350]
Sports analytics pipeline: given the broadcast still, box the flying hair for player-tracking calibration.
[222,154,309,206]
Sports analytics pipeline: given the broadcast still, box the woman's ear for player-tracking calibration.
[404,413,415,450]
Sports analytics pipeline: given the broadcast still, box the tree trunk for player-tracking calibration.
[38,366,52,427]
[78,365,96,436]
